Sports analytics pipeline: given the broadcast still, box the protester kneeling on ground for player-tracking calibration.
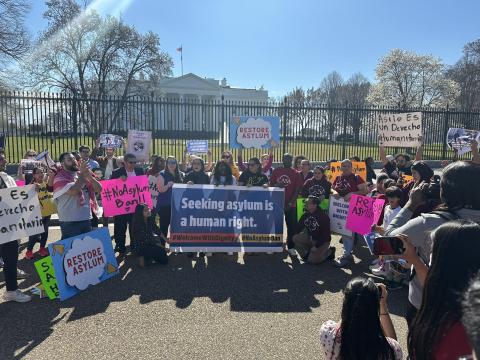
[406,220,480,359]
[293,196,335,264]
[385,161,480,331]
[320,277,402,359]
[131,204,168,267]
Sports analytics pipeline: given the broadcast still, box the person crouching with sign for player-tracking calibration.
[332,159,368,267]
[0,153,31,302]
[131,204,168,267]
[293,196,335,264]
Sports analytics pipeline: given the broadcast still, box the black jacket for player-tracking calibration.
[111,166,145,179]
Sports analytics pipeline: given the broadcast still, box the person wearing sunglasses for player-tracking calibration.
[110,153,145,254]
[238,157,269,187]
[157,156,184,237]
[220,151,240,180]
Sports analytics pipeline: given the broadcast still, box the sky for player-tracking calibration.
[25,0,480,98]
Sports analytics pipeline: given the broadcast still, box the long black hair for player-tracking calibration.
[247,157,262,175]
[131,203,153,236]
[411,161,434,183]
[339,277,395,360]
[213,160,234,185]
[437,161,480,212]
[165,155,183,183]
[408,220,480,359]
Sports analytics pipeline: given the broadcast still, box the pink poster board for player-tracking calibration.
[345,194,385,235]
[100,176,152,217]
[15,180,25,186]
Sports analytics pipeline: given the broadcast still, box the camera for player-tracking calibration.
[421,176,441,200]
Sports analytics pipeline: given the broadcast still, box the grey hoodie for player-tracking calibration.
[385,207,480,309]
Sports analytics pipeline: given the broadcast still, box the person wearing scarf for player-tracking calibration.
[53,152,102,239]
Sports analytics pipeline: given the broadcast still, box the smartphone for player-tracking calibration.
[373,236,405,256]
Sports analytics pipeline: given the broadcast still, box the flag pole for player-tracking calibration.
[181,45,183,76]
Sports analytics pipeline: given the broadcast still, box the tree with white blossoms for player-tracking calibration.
[368,49,459,108]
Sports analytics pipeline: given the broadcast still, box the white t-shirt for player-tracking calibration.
[320,320,403,360]
[382,205,402,229]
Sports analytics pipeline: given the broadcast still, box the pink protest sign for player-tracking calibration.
[15,180,25,186]
[100,176,152,217]
[345,194,385,235]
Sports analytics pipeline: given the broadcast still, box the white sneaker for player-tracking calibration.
[3,289,31,303]
[287,248,297,256]
[227,252,234,255]
[372,266,389,277]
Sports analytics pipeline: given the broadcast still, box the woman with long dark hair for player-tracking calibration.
[210,160,237,186]
[385,161,480,329]
[407,221,480,359]
[238,157,268,187]
[156,156,183,236]
[320,277,402,359]
[184,156,210,185]
[131,203,168,267]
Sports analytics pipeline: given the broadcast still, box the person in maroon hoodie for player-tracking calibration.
[293,196,335,264]
[270,153,303,255]
[301,166,331,199]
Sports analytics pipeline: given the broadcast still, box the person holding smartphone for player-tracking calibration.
[320,277,402,359]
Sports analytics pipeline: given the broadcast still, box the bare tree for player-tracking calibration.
[447,39,480,112]
[0,0,30,65]
[21,0,173,133]
[285,87,323,138]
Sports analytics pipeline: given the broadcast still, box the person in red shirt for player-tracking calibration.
[406,221,480,359]
[331,159,367,267]
[270,153,303,255]
[301,166,331,199]
[293,196,335,264]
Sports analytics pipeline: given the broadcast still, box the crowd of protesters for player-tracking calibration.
[1,135,480,359]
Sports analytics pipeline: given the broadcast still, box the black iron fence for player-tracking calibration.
[1,91,480,164]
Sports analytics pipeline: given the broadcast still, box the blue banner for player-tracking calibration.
[170,184,285,252]
[186,140,208,154]
[48,228,119,301]
[229,116,280,149]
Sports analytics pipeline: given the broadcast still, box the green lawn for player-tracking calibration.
[2,136,458,164]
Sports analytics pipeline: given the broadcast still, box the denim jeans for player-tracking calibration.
[341,235,354,256]
[60,220,92,240]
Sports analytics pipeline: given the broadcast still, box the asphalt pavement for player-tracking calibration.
[0,225,409,360]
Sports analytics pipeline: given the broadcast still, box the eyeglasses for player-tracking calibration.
[27,153,36,157]
[222,155,231,159]
[248,163,257,166]
[167,160,177,165]
[128,161,136,164]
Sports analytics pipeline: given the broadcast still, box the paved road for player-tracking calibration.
[0,227,409,360]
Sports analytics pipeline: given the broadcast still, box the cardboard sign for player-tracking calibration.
[0,185,44,244]
[378,112,422,147]
[229,116,280,149]
[148,174,160,208]
[187,140,208,154]
[169,184,284,252]
[15,180,25,187]
[446,128,480,156]
[20,159,44,173]
[345,194,385,235]
[296,197,330,221]
[38,182,57,217]
[127,130,151,161]
[326,161,367,182]
[100,176,152,217]
[48,228,119,301]
[34,256,59,300]
[99,134,123,148]
[400,174,414,184]
[328,197,352,237]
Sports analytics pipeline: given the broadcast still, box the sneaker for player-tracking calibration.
[25,250,34,260]
[370,258,380,266]
[16,268,28,279]
[37,247,49,257]
[334,254,354,268]
[227,252,234,255]
[327,246,336,260]
[287,248,297,257]
[3,289,31,303]
[372,266,389,277]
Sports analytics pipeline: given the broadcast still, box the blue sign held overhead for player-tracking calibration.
[186,140,208,154]
[229,116,280,149]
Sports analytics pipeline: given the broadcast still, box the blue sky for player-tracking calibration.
[26,0,479,98]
